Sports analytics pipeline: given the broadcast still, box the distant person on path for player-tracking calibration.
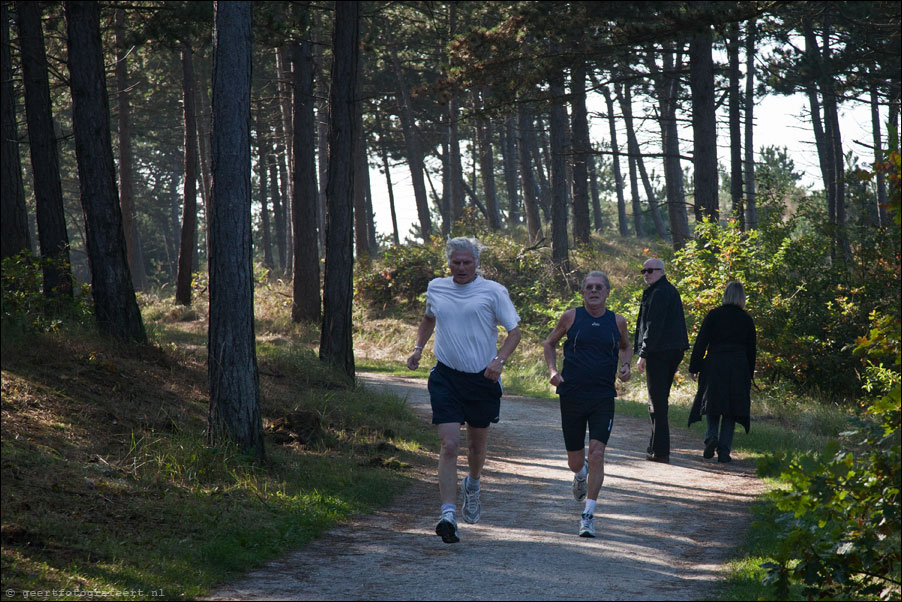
[407,237,521,544]
[634,258,689,463]
[544,271,632,538]
[688,281,757,463]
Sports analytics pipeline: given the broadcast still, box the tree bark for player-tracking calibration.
[255,109,274,269]
[517,103,543,243]
[175,44,198,305]
[291,39,321,322]
[475,91,501,230]
[602,85,629,237]
[66,0,145,342]
[17,0,72,298]
[501,115,520,226]
[1,1,30,259]
[588,153,603,233]
[870,79,888,227]
[114,9,146,290]
[320,0,358,380]
[570,61,593,244]
[690,22,718,222]
[618,83,666,238]
[207,0,264,462]
[375,112,400,246]
[549,65,569,269]
[728,22,744,229]
[744,19,757,230]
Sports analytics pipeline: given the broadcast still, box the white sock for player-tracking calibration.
[466,475,480,491]
[441,503,457,515]
[576,464,587,480]
[584,499,597,516]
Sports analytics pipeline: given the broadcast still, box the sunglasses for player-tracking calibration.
[640,268,662,274]
[584,284,606,291]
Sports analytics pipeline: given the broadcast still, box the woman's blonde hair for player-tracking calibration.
[723,280,746,308]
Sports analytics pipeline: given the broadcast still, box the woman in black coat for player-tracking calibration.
[688,281,756,463]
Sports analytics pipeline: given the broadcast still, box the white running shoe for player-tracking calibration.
[461,476,481,524]
[579,512,596,538]
[435,511,459,543]
[572,460,588,502]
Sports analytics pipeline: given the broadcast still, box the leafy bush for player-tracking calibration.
[1,250,93,332]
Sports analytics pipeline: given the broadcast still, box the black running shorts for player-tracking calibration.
[428,362,502,428]
[559,396,615,451]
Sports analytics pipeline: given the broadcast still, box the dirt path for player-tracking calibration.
[205,372,766,601]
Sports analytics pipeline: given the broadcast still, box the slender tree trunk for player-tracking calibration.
[549,65,569,269]
[744,19,757,230]
[447,3,464,225]
[517,103,543,243]
[320,0,358,379]
[618,83,666,238]
[655,45,690,248]
[18,0,72,298]
[870,79,888,227]
[602,86,629,236]
[1,1,30,259]
[115,9,146,290]
[269,149,286,269]
[353,71,370,258]
[588,153,603,233]
[255,109,274,269]
[820,16,850,263]
[66,0,145,342]
[313,19,329,257]
[690,22,719,222]
[570,61,593,244]
[530,113,552,220]
[375,112,399,245]
[175,44,198,306]
[389,48,431,241]
[475,91,501,230]
[502,115,520,225]
[207,0,264,462]
[196,56,214,256]
[291,38,321,322]
[273,117,291,271]
[728,22,744,229]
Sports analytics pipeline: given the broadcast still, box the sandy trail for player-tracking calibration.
[205,372,765,601]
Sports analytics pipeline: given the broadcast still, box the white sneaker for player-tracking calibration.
[461,476,481,524]
[579,513,596,538]
[572,460,588,502]
[435,511,459,543]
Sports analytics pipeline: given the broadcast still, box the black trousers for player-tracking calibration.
[645,349,684,456]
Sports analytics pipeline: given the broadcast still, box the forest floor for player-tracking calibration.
[204,372,766,601]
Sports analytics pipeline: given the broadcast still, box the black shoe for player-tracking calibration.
[717,454,732,463]
[646,453,670,463]
[703,439,718,459]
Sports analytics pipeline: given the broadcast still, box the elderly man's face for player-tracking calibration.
[641,259,665,285]
[449,250,477,284]
[581,276,609,306]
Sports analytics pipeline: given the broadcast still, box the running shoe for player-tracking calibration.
[435,511,459,543]
[461,476,481,524]
[572,460,588,502]
[579,512,596,538]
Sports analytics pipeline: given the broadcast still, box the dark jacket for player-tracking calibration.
[688,304,757,433]
[633,276,689,358]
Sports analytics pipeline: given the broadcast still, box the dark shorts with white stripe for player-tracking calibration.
[560,396,615,450]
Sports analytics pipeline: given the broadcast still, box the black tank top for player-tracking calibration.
[557,307,620,400]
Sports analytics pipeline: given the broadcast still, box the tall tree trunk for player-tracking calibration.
[549,65,569,269]
[18,0,72,298]
[570,61,592,244]
[255,109,273,269]
[475,91,501,230]
[618,83,666,238]
[744,19,757,230]
[602,85,629,236]
[274,116,291,271]
[353,64,371,258]
[588,153,604,233]
[320,0,358,379]
[870,79,888,227]
[196,56,214,256]
[207,0,264,462]
[650,44,690,248]
[728,22,744,229]
[175,44,198,306]
[375,112,400,245]
[447,2,464,226]
[115,9,146,290]
[517,103,543,243]
[389,48,431,241]
[66,0,145,342]
[529,113,552,220]
[313,17,329,257]
[502,115,520,226]
[269,149,286,269]
[291,38,321,322]
[1,1,30,259]
[690,22,718,222]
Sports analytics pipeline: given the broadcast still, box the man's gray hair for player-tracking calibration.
[581,270,611,290]
[445,237,484,265]
[723,280,746,308]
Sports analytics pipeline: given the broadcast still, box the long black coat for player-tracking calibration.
[687,304,756,433]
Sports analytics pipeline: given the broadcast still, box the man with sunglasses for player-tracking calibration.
[634,258,689,463]
[544,271,632,537]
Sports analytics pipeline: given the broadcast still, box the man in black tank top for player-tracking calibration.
[543,271,633,537]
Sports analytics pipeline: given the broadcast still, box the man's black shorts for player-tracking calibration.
[428,362,502,428]
[560,396,615,450]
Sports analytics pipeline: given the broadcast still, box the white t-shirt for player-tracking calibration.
[425,276,520,373]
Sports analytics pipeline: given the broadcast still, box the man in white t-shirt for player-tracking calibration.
[407,237,521,543]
